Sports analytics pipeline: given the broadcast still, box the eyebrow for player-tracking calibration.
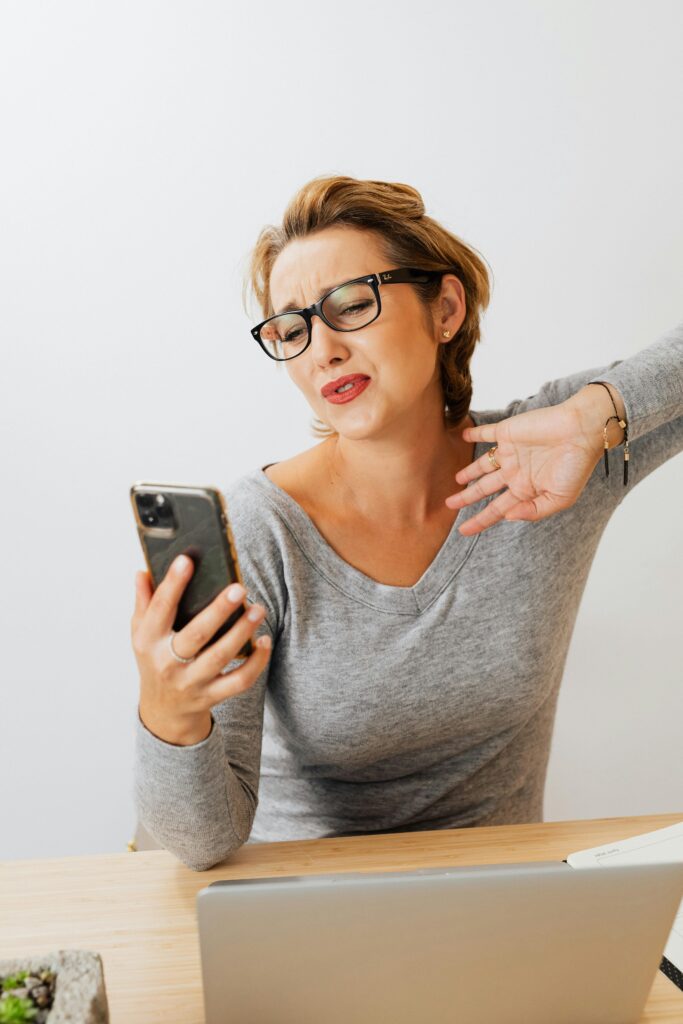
[275,278,355,316]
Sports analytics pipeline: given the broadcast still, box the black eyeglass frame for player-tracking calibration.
[250,267,454,361]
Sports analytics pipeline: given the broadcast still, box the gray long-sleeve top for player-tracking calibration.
[133,322,683,871]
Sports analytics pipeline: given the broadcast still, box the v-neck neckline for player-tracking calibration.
[249,410,492,615]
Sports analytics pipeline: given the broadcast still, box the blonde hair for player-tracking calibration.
[243,175,492,439]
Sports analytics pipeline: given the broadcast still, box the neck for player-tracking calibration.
[320,411,475,531]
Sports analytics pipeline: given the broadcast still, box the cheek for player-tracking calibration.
[383,333,436,391]
[366,323,419,377]
[287,364,326,403]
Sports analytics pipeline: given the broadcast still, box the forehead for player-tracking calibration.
[269,226,386,311]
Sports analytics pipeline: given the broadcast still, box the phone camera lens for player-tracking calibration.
[136,491,175,529]
[155,495,175,526]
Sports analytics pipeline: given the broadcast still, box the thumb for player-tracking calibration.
[506,492,566,522]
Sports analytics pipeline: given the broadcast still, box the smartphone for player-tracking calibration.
[130,482,254,660]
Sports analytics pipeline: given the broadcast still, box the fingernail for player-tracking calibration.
[174,555,190,573]
[226,583,245,602]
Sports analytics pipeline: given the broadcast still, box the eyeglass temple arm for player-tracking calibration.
[377,268,443,286]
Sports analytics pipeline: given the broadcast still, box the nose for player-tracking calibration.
[309,313,347,359]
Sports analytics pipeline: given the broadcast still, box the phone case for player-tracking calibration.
[130,482,254,660]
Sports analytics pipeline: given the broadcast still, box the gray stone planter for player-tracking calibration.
[0,950,108,1023]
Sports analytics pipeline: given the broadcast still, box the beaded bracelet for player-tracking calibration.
[585,381,630,486]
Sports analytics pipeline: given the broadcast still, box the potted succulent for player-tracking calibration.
[0,968,55,1023]
[0,952,108,1024]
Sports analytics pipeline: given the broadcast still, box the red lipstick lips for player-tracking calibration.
[320,373,370,398]
[323,376,371,404]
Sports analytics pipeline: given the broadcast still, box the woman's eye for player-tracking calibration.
[341,301,371,316]
[284,328,305,342]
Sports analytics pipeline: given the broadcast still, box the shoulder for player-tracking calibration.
[221,447,324,556]
[222,469,277,537]
[255,443,328,517]
[220,470,289,635]
[260,456,304,497]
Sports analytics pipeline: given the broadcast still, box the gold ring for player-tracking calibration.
[487,445,500,471]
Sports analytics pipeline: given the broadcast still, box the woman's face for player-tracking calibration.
[268,225,461,440]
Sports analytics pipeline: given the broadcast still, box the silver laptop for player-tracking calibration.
[196,859,683,1024]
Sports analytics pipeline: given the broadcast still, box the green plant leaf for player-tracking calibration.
[0,994,39,1023]
[1,974,28,993]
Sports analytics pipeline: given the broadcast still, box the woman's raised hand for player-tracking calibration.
[131,554,272,746]
[446,399,608,536]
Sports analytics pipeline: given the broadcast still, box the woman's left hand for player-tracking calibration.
[446,396,611,535]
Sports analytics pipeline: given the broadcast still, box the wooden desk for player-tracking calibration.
[2,813,682,1023]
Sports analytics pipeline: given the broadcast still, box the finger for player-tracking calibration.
[143,554,194,639]
[458,490,520,535]
[171,582,248,661]
[455,447,502,485]
[445,469,506,510]
[462,423,497,445]
[131,570,153,632]
[204,638,272,703]
[187,601,268,681]
[504,491,570,522]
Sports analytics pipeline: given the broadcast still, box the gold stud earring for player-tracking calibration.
[442,330,451,338]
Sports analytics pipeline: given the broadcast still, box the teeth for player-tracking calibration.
[335,382,356,393]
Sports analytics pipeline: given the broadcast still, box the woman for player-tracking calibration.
[131,175,682,871]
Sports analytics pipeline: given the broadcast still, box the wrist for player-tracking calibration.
[566,382,627,456]
[139,704,213,747]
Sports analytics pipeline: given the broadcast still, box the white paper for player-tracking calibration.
[567,821,683,973]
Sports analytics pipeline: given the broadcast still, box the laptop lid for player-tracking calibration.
[196,859,683,1024]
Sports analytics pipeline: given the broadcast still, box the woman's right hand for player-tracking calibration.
[131,554,272,746]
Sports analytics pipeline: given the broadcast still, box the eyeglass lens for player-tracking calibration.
[259,280,379,360]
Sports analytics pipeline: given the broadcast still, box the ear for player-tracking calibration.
[437,274,467,341]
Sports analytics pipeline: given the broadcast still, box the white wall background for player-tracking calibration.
[1,0,681,861]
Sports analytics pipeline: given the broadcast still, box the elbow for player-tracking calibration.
[185,858,228,873]
[182,838,249,873]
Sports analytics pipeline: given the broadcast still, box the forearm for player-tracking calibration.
[510,323,683,492]
[134,706,253,870]
[578,322,683,443]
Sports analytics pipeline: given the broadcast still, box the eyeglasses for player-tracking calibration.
[250,267,452,361]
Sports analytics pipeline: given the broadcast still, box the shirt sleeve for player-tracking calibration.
[496,320,683,501]
[132,478,283,872]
